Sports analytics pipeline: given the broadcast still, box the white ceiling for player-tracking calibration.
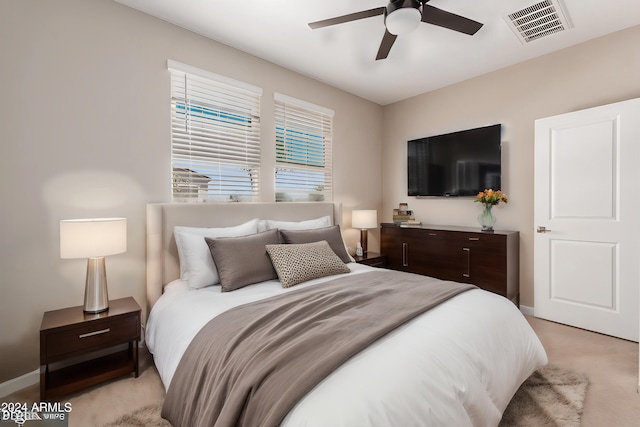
[115,0,640,105]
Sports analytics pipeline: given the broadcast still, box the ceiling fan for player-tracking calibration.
[308,0,483,60]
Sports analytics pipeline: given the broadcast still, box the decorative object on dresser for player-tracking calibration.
[351,209,377,254]
[39,297,141,399]
[474,189,508,231]
[392,202,419,225]
[60,218,127,313]
[381,223,519,305]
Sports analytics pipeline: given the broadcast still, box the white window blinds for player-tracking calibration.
[169,61,262,202]
[274,93,334,202]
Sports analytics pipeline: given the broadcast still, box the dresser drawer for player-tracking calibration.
[43,315,138,361]
[452,232,506,254]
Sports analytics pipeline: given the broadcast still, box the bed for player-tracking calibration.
[145,202,547,427]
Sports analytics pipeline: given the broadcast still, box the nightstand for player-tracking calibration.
[354,252,387,268]
[40,297,141,400]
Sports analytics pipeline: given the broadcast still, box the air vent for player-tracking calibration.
[505,0,573,44]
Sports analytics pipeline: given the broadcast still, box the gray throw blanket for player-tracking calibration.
[162,270,475,427]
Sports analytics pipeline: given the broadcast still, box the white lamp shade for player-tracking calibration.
[386,7,422,35]
[60,218,127,259]
[352,210,378,230]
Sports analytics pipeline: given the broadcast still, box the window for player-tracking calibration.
[274,93,334,202]
[169,60,262,202]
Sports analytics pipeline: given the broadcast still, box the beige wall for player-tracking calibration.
[0,0,383,383]
[382,25,640,308]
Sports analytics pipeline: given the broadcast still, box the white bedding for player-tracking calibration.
[146,263,547,427]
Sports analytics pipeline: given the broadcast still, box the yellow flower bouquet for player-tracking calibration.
[474,189,508,231]
[474,189,508,206]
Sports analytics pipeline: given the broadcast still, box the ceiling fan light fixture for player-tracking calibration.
[386,0,422,35]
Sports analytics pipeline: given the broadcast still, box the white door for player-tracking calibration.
[534,97,640,342]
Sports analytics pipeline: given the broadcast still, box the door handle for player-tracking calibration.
[537,226,551,233]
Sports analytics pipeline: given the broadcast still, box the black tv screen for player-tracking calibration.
[408,124,502,197]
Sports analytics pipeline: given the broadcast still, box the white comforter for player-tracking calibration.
[146,264,547,427]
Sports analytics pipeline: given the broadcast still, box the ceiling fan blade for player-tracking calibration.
[376,29,398,60]
[421,4,483,35]
[309,7,386,29]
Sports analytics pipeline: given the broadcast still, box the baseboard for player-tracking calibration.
[0,369,39,398]
[520,305,534,316]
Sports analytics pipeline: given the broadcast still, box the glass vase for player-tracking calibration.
[478,204,496,231]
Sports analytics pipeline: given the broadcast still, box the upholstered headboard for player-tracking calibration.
[146,202,340,313]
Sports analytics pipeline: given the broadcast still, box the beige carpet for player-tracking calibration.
[102,401,168,427]
[500,365,589,427]
[100,364,588,427]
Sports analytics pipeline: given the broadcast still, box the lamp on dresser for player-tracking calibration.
[60,217,127,313]
[352,210,378,255]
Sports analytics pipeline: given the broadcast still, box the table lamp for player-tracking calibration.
[60,218,127,313]
[352,210,378,254]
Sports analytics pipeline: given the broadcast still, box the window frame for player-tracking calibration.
[169,60,263,202]
[274,93,334,202]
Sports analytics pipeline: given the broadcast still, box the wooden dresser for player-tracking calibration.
[381,224,519,305]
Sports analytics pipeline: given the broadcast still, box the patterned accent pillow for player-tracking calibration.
[266,240,351,288]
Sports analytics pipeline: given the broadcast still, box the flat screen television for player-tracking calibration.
[408,124,502,197]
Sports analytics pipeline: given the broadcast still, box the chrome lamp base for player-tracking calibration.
[84,257,109,314]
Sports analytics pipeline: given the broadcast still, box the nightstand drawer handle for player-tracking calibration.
[468,237,480,241]
[79,328,110,339]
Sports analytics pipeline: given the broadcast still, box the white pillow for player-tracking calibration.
[262,215,332,232]
[174,219,259,289]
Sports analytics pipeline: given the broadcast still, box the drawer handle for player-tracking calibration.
[428,233,437,236]
[402,242,408,267]
[79,328,110,339]
[463,247,470,278]
[468,237,480,241]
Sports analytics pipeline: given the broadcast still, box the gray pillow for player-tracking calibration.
[266,241,351,288]
[205,229,281,292]
[279,225,351,263]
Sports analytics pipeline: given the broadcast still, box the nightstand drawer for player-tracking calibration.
[44,315,138,360]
